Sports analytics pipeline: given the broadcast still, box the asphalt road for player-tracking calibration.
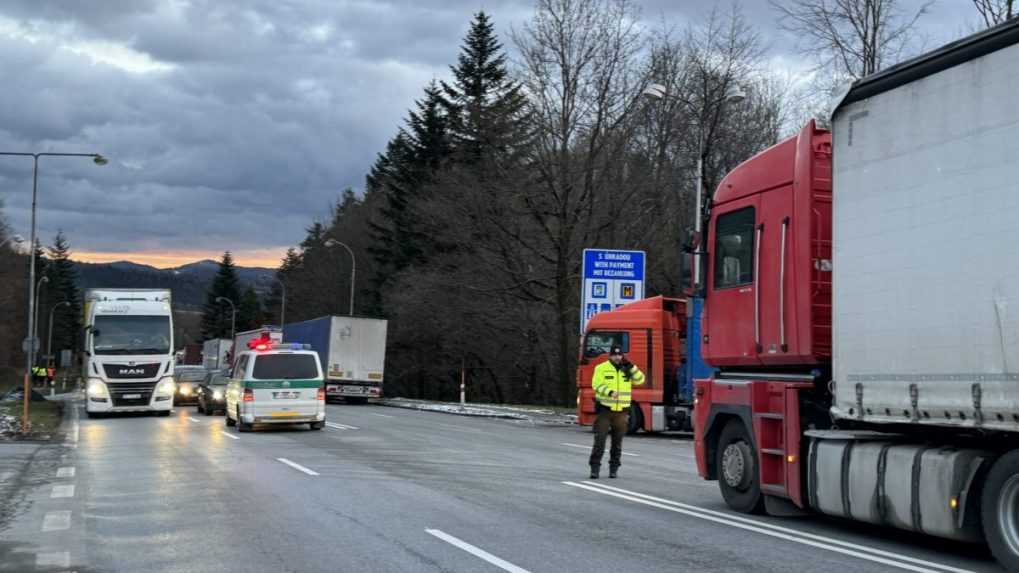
[0,400,1005,573]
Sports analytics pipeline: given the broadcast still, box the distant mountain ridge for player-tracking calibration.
[73,259,276,310]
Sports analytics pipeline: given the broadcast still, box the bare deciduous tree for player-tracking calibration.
[972,0,1016,27]
[771,0,932,81]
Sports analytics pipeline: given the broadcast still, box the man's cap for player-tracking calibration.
[609,345,623,355]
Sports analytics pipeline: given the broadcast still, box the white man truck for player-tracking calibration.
[83,289,176,418]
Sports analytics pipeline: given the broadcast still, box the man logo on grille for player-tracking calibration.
[119,368,144,375]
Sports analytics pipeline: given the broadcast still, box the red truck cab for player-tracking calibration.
[577,296,688,433]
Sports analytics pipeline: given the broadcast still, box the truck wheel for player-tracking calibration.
[627,404,643,435]
[981,450,1019,570]
[158,411,171,417]
[716,420,764,514]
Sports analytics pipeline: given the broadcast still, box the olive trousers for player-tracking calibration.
[589,409,628,469]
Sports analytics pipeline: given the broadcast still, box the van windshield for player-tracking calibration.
[252,354,320,380]
[92,315,171,355]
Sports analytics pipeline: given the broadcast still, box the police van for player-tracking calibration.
[224,335,326,432]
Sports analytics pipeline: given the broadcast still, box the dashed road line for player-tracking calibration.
[370,412,394,418]
[0,470,12,482]
[560,443,639,457]
[42,510,71,532]
[220,431,240,440]
[325,422,359,430]
[36,551,70,568]
[56,467,75,478]
[426,529,531,573]
[276,458,319,476]
[188,417,201,423]
[50,484,75,499]
[563,481,972,573]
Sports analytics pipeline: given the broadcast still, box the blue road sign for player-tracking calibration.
[580,249,646,333]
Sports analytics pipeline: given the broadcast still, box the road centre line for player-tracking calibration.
[220,432,240,440]
[563,481,973,573]
[276,458,319,476]
[425,529,532,573]
[51,484,75,499]
[560,443,639,457]
[42,510,71,532]
[325,422,359,430]
[36,552,70,568]
[370,412,394,418]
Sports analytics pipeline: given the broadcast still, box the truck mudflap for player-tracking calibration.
[806,430,991,543]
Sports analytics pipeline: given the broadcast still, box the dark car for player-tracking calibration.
[173,366,207,406]
[196,370,229,415]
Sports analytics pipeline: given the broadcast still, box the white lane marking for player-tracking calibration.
[584,481,972,572]
[0,471,12,482]
[36,551,70,568]
[425,529,531,573]
[370,412,394,418]
[51,484,75,498]
[42,510,72,532]
[564,482,973,573]
[220,431,240,440]
[276,458,319,476]
[325,422,359,430]
[560,443,639,457]
[56,467,75,478]
[188,417,201,423]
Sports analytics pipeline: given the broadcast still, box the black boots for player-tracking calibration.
[609,467,618,479]
[589,465,600,479]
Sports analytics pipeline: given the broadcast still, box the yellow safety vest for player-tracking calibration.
[592,360,645,412]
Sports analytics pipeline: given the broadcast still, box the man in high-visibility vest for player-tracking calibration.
[588,345,645,479]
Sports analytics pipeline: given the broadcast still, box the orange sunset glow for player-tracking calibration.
[74,249,286,269]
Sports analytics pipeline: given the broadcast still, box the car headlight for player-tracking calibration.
[179,384,192,396]
[156,377,176,395]
[213,390,223,401]
[87,379,109,398]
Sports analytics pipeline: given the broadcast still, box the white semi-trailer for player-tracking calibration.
[83,289,175,417]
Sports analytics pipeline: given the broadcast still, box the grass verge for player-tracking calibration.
[0,398,63,437]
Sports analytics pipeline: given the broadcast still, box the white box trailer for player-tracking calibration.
[283,316,387,403]
[202,338,232,371]
[830,23,1019,430]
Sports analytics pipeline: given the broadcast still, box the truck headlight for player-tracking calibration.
[87,379,109,398]
[156,377,176,396]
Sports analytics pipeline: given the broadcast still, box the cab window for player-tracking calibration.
[584,332,630,358]
[252,354,320,380]
[714,207,756,289]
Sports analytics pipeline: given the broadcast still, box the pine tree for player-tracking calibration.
[237,286,263,332]
[45,231,82,359]
[200,252,242,338]
[440,11,529,162]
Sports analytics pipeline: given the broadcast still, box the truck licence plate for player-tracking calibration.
[123,393,141,399]
[272,391,299,399]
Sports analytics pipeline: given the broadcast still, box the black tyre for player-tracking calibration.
[225,410,236,427]
[627,404,643,435]
[310,421,324,431]
[196,402,204,414]
[157,410,171,417]
[86,410,102,419]
[981,450,1019,571]
[716,420,764,514]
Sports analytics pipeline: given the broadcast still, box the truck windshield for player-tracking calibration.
[252,354,320,380]
[584,332,629,358]
[92,315,171,355]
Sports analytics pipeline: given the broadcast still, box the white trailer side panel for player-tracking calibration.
[832,41,1019,430]
[326,317,387,382]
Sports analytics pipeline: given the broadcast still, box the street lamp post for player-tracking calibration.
[216,297,237,341]
[47,300,71,366]
[324,238,356,316]
[642,83,745,293]
[0,151,106,433]
[32,276,49,368]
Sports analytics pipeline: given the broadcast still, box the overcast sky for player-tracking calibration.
[0,0,977,268]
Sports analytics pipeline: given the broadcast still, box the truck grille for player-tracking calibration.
[108,381,158,407]
[103,362,161,379]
